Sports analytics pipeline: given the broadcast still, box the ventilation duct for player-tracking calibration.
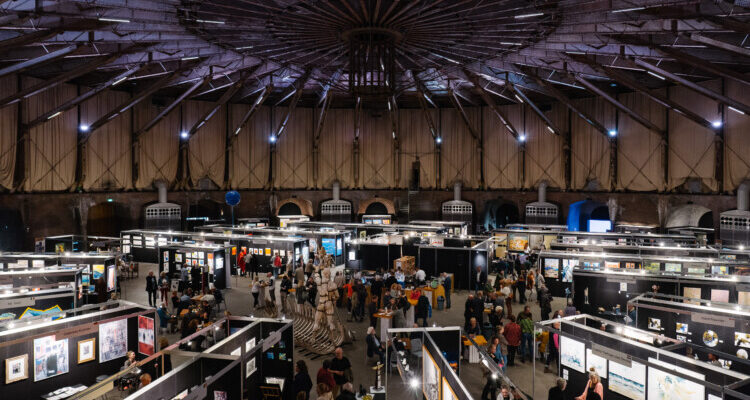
[321,180,352,222]
[441,181,473,228]
[144,180,181,230]
[525,181,559,225]
[721,181,750,248]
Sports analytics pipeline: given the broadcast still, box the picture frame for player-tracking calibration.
[77,338,96,364]
[33,336,69,382]
[5,354,28,384]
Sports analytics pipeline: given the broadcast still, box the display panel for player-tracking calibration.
[586,348,607,379]
[544,258,559,278]
[33,336,69,382]
[560,336,585,373]
[609,360,645,400]
[442,377,458,400]
[508,233,529,252]
[99,319,128,362]
[562,259,576,283]
[588,219,612,233]
[138,316,154,356]
[647,358,705,400]
[422,346,441,400]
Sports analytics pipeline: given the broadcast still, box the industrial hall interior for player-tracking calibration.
[7,1,750,400]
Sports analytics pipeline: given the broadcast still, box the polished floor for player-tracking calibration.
[119,264,562,399]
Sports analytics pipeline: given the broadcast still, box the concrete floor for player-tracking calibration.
[119,264,562,399]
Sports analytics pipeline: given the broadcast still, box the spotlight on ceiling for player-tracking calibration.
[712,120,723,128]
[269,135,277,143]
[608,130,617,137]
[435,137,442,144]
[518,134,526,142]
[180,131,188,139]
[79,124,89,132]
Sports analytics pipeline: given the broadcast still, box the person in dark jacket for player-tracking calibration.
[366,327,386,363]
[294,360,313,400]
[280,274,293,312]
[473,266,487,291]
[442,272,452,309]
[371,276,384,307]
[464,294,476,330]
[548,377,569,400]
[157,337,172,376]
[145,271,158,307]
[368,295,379,329]
[335,382,356,400]
[472,291,485,325]
[539,284,552,321]
[190,266,202,293]
[95,277,107,303]
[415,293,430,327]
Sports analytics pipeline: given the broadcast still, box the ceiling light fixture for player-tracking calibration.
[712,120,723,128]
[235,46,253,50]
[112,76,128,86]
[647,71,665,80]
[608,130,617,137]
[196,19,225,24]
[98,17,130,23]
[515,12,544,19]
[611,7,645,13]
[514,94,524,103]
[47,111,62,120]
[79,124,90,132]
[518,134,527,142]
[180,131,189,139]
[729,106,745,115]
[500,42,523,46]
[546,126,555,134]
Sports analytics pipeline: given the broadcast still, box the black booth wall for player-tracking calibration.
[0,310,155,399]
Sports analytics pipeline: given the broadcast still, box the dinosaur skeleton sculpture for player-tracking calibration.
[314,254,338,331]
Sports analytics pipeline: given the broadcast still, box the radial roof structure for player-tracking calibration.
[1,0,750,118]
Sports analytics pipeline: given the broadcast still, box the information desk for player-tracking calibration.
[535,314,750,400]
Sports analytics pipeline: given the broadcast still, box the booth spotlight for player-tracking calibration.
[608,130,617,137]
[409,377,419,389]
[79,124,90,132]
[712,120,723,128]
[270,135,277,143]
[180,131,189,139]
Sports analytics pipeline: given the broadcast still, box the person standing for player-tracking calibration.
[248,252,258,279]
[518,306,535,363]
[503,315,521,366]
[539,284,552,321]
[158,271,170,303]
[329,347,352,398]
[280,274,292,313]
[368,294,379,329]
[272,252,282,279]
[474,266,487,292]
[415,293,430,327]
[294,360,313,400]
[575,371,603,400]
[237,248,247,277]
[146,271,158,307]
[251,277,261,308]
[515,270,527,304]
[336,382,356,400]
[295,262,305,286]
[316,360,336,395]
[442,272,452,309]
[545,321,560,373]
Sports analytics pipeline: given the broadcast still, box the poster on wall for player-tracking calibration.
[644,262,660,272]
[710,289,729,303]
[562,259,577,283]
[682,287,702,304]
[77,338,95,364]
[543,258,559,279]
[163,251,169,263]
[586,348,607,379]
[93,264,105,280]
[664,263,681,273]
[175,253,182,263]
[508,233,529,252]
[422,346,441,400]
[442,377,457,400]
[33,335,69,381]
[560,336,585,373]
[107,265,116,291]
[245,357,256,378]
[99,319,128,362]
[605,261,620,269]
[735,332,750,348]
[647,358,705,400]
[609,360,645,400]
[138,316,155,356]
[529,234,543,250]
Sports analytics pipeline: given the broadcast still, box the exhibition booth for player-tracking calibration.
[387,326,468,400]
[0,300,155,399]
[537,249,750,313]
[157,243,231,290]
[629,292,750,366]
[288,220,451,239]
[535,314,750,400]
[44,235,121,253]
[0,267,84,319]
[197,225,348,265]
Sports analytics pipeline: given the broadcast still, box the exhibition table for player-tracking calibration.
[374,312,392,341]
[462,334,487,363]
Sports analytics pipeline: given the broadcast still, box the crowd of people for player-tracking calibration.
[292,347,355,400]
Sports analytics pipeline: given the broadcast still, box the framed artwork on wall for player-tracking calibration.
[5,354,28,384]
[77,338,96,364]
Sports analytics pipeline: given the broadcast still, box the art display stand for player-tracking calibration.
[534,314,748,400]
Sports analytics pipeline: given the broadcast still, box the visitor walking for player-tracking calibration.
[503,315,521,366]
[329,347,352,398]
[442,272,452,309]
[145,271,158,307]
[518,306,534,362]
[293,360,313,400]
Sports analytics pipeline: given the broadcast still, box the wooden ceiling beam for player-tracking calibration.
[463,68,519,140]
[274,70,311,138]
[631,58,750,116]
[133,76,209,140]
[519,65,610,138]
[506,82,560,136]
[230,84,271,139]
[0,43,83,79]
